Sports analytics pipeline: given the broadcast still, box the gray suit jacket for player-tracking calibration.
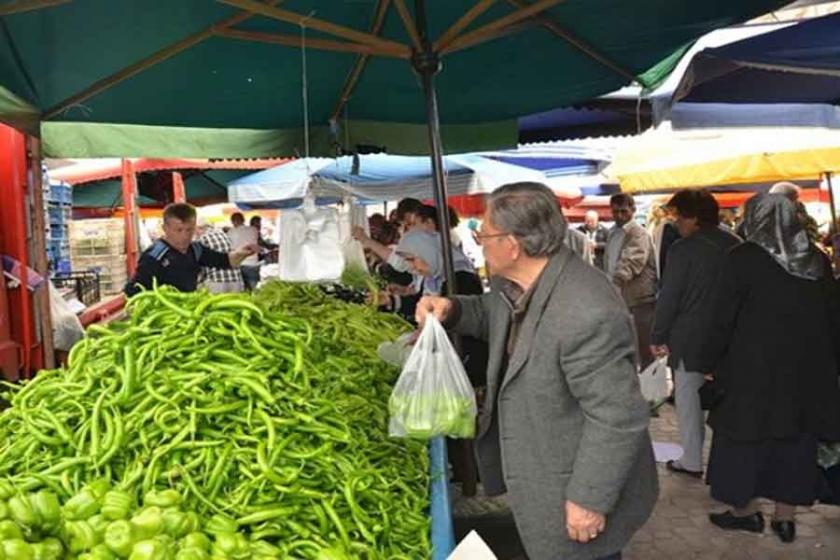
[451,247,658,560]
[651,226,741,370]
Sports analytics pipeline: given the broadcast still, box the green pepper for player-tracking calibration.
[211,531,249,557]
[101,490,133,521]
[65,519,100,553]
[89,514,110,539]
[0,483,13,501]
[87,480,111,500]
[29,490,61,529]
[316,546,353,560]
[88,543,117,560]
[130,507,164,540]
[8,495,38,527]
[175,547,208,560]
[162,509,198,538]
[63,489,100,521]
[0,521,21,540]
[203,514,236,536]
[31,537,63,560]
[104,520,134,557]
[143,490,181,508]
[0,502,7,521]
[1,539,34,560]
[180,532,210,551]
[251,539,281,556]
[128,537,174,560]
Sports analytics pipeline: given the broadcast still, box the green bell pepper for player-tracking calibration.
[130,507,164,540]
[104,520,134,557]
[31,537,63,560]
[0,482,14,500]
[180,532,210,551]
[63,489,100,521]
[203,514,236,536]
[128,537,174,560]
[65,519,100,553]
[88,543,117,560]
[0,501,7,521]
[211,531,249,557]
[8,495,39,527]
[29,490,61,530]
[1,539,34,560]
[0,520,22,540]
[143,490,181,508]
[174,547,208,560]
[162,510,200,539]
[101,491,133,521]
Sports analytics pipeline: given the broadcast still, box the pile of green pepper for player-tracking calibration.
[0,282,430,559]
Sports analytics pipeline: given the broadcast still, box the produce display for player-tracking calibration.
[0,282,430,559]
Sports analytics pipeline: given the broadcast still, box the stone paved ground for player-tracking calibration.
[452,404,840,559]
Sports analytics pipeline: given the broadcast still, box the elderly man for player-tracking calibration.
[196,218,243,294]
[417,182,658,560]
[604,194,658,369]
[578,210,609,269]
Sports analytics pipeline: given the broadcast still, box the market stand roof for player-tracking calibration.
[0,0,787,158]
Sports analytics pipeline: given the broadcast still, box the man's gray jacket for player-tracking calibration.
[450,247,658,560]
[651,226,741,370]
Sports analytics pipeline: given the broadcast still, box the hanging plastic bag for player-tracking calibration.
[389,316,477,439]
[638,357,669,405]
[49,282,85,351]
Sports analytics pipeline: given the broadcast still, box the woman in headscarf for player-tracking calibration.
[702,193,840,543]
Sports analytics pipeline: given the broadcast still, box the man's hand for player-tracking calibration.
[351,226,369,244]
[416,296,453,326]
[650,344,669,359]
[229,243,258,267]
[565,500,606,544]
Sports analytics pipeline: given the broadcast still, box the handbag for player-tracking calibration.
[698,378,725,410]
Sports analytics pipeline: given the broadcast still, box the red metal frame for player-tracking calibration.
[121,159,139,278]
[172,171,186,203]
[0,124,43,378]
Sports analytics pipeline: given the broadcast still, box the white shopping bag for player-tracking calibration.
[639,357,669,405]
[448,531,497,560]
[388,316,477,439]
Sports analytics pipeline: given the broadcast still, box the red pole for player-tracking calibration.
[172,172,186,203]
[121,159,139,278]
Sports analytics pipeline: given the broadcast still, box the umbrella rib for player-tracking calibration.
[329,0,392,123]
[42,0,283,120]
[505,0,641,85]
[0,0,70,17]
[441,0,564,55]
[216,28,406,59]
[392,0,423,52]
[433,0,498,53]
[218,0,411,57]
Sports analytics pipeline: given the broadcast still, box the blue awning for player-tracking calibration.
[674,11,840,106]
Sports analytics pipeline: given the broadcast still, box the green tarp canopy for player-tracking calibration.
[0,0,787,158]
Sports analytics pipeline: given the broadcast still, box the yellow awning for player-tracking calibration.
[608,127,840,193]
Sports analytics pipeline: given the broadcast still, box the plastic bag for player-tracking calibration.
[49,282,85,351]
[389,316,477,439]
[639,357,669,405]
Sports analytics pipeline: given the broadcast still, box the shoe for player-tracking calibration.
[771,520,796,543]
[666,460,703,479]
[709,510,765,534]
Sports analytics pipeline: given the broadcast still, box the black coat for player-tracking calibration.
[652,226,740,370]
[701,242,840,443]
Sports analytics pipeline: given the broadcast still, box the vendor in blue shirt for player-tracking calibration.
[125,203,257,297]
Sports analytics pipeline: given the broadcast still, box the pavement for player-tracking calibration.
[452,403,840,559]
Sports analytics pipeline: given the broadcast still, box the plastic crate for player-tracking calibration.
[47,183,72,205]
[55,258,72,274]
[49,223,69,239]
[52,270,101,306]
[70,236,125,257]
[48,238,70,255]
[47,204,71,224]
[71,255,127,281]
[69,219,124,242]
[99,276,126,296]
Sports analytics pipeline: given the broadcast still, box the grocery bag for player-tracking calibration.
[389,316,477,439]
[639,357,669,405]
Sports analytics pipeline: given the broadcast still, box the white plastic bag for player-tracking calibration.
[639,357,669,405]
[277,201,344,282]
[389,316,477,439]
[49,282,85,351]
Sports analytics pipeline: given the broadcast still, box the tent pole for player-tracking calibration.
[827,172,837,238]
[413,0,457,297]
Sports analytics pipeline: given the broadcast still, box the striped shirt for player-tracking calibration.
[198,227,242,284]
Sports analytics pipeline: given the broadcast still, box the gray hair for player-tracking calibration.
[486,182,567,257]
[769,181,801,202]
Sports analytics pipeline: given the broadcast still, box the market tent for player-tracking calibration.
[673,10,840,106]
[227,157,341,208]
[608,125,840,192]
[0,1,787,158]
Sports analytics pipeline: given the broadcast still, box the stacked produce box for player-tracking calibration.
[69,219,127,296]
[45,180,73,274]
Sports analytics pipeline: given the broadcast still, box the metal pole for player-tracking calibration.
[413,0,457,296]
[827,172,837,237]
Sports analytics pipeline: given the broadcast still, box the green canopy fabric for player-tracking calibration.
[0,0,787,158]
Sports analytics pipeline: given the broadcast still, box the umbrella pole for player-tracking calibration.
[413,0,457,297]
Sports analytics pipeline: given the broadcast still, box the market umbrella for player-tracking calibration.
[0,0,787,289]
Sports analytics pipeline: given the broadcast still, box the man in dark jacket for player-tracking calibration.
[651,190,740,478]
[417,183,657,560]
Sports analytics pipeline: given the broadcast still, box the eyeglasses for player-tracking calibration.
[473,231,510,245]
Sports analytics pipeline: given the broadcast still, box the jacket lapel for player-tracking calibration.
[500,247,574,393]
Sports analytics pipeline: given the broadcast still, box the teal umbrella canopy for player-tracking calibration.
[0,0,787,158]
